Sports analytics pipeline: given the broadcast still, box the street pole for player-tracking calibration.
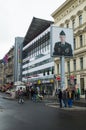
[60,56,65,91]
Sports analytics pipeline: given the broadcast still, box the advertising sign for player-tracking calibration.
[50,25,74,57]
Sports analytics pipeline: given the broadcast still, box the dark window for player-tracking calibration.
[80,57,83,70]
[73,59,76,71]
[67,61,70,73]
[57,64,59,74]
[47,70,49,75]
[79,15,82,25]
[52,67,54,74]
[74,38,76,49]
[79,35,83,47]
[66,23,69,28]
[72,19,75,29]
[43,70,45,76]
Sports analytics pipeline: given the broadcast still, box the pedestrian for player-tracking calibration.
[62,89,68,107]
[58,89,63,108]
[18,87,24,104]
[67,89,73,107]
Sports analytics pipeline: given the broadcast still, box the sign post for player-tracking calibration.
[60,56,65,91]
[50,26,74,91]
[56,76,61,81]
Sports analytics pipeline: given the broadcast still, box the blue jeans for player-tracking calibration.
[63,99,67,107]
[68,99,73,107]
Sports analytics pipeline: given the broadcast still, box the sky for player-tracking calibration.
[0,0,66,59]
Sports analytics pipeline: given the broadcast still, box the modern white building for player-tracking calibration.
[22,17,54,94]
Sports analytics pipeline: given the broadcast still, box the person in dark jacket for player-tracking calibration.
[62,89,68,107]
[58,89,63,108]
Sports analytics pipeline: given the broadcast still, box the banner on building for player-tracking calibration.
[2,54,8,64]
[50,25,74,57]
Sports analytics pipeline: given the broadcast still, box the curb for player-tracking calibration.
[45,102,86,111]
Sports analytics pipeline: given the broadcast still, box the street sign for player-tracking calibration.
[56,76,61,81]
[70,75,74,79]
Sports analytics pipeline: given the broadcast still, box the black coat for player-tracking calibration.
[58,90,62,99]
[53,42,73,56]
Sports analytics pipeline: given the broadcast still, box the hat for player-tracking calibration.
[60,30,65,36]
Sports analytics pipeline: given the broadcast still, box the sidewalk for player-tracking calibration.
[44,95,86,111]
[44,95,86,107]
[45,102,86,111]
[1,92,86,108]
[73,98,86,107]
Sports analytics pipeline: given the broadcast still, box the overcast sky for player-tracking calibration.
[0,0,66,59]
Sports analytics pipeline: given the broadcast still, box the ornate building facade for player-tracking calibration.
[0,60,4,86]
[51,0,86,96]
[0,47,14,86]
[3,47,14,84]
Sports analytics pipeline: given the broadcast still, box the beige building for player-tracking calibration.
[4,47,14,84]
[0,60,4,87]
[0,46,14,86]
[51,0,86,96]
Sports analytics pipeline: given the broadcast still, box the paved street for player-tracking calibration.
[0,94,86,130]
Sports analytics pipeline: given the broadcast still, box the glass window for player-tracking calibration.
[74,38,76,49]
[57,64,59,74]
[43,70,45,76]
[47,70,49,75]
[67,61,70,73]
[52,67,54,74]
[73,59,76,71]
[72,19,75,29]
[79,35,83,47]
[66,23,69,28]
[79,15,82,25]
[80,57,83,70]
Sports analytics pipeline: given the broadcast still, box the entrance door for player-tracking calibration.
[80,78,84,95]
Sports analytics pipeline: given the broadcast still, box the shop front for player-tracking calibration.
[27,78,54,95]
